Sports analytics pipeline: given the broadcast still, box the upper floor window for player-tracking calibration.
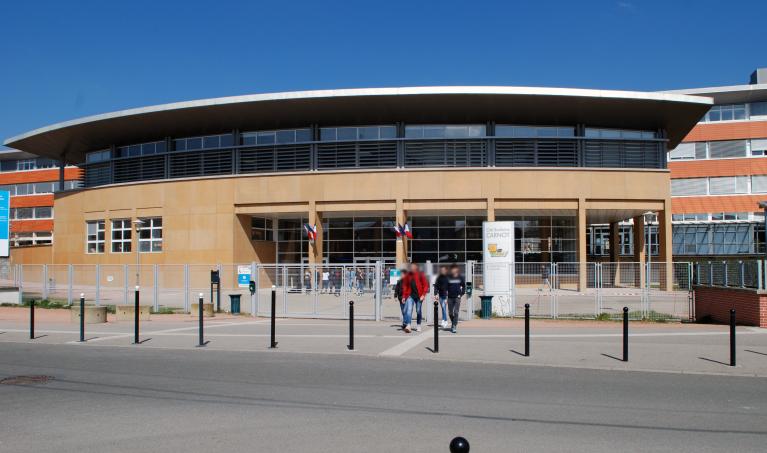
[251,217,274,241]
[584,128,656,139]
[241,128,312,146]
[320,125,396,141]
[703,104,747,122]
[137,217,162,252]
[86,149,111,164]
[751,102,767,118]
[405,124,486,139]
[174,134,233,151]
[495,125,575,138]
[116,141,167,158]
[86,220,105,254]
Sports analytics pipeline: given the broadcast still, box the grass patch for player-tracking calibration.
[19,299,69,309]
[151,306,177,315]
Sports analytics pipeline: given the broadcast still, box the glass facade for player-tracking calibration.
[323,216,396,263]
[407,215,484,263]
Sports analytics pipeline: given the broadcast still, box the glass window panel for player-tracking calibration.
[276,130,295,143]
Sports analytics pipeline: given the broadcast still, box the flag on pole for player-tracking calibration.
[304,223,317,241]
[404,223,413,239]
[393,224,403,238]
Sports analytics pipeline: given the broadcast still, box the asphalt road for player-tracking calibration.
[1,343,765,452]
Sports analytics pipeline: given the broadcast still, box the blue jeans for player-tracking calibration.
[439,296,448,322]
[402,296,423,327]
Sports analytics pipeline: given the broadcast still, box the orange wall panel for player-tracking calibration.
[669,158,767,179]
[0,167,82,184]
[10,194,54,208]
[672,195,767,214]
[10,219,54,232]
[683,121,767,142]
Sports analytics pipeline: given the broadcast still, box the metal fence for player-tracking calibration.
[2,261,693,321]
[692,260,767,289]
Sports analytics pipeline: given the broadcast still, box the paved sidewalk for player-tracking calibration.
[1,307,766,377]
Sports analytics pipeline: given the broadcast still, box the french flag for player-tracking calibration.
[304,223,318,241]
[393,224,403,238]
[404,223,413,239]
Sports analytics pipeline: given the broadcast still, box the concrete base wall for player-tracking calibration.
[694,286,767,328]
[115,305,151,321]
[70,305,108,324]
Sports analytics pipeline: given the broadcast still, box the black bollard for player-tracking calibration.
[134,286,140,344]
[433,301,439,353]
[449,436,470,453]
[270,286,278,348]
[197,293,205,347]
[730,308,736,367]
[524,303,530,357]
[622,306,629,362]
[348,300,354,351]
[29,299,35,340]
[79,293,85,342]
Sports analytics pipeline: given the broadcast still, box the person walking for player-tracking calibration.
[321,269,330,293]
[400,263,429,333]
[433,265,450,329]
[394,268,408,329]
[446,264,466,333]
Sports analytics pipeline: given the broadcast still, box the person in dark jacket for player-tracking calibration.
[433,265,450,329]
[446,264,466,333]
[394,269,408,328]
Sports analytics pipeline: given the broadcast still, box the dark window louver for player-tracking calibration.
[84,163,112,187]
[404,140,486,167]
[238,145,311,173]
[113,155,166,183]
[169,149,232,178]
[317,141,397,169]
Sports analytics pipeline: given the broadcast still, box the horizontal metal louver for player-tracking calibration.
[495,140,577,167]
[84,163,111,187]
[238,145,311,173]
[316,141,396,169]
[403,140,486,167]
[671,178,707,196]
[752,175,767,193]
[709,176,748,195]
[669,143,694,160]
[113,155,166,183]
[169,149,232,178]
[751,138,767,151]
[708,140,747,159]
[584,140,661,169]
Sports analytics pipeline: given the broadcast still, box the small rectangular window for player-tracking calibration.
[86,220,105,254]
[137,217,162,252]
[111,219,132,253]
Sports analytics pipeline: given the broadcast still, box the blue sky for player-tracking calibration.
[1,0,765,148]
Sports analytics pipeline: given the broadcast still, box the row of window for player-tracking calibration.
[0,158,60,172]
[86,126,658,163]
[0,180,79,196]
[699,102,767,123]
[11,231,52,247]
[672,212,756,222]
[86,218,163,254]
[669,139,767,161]
[670,175,767,196]
[10,207,53,220]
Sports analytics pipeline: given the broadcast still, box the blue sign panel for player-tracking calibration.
[0,190,9,257]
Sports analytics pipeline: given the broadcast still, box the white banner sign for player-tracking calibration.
[482,221,515,295]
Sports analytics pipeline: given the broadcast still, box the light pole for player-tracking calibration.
[133,219,145,287]
[643,211,654,291]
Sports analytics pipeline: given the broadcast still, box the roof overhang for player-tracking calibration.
[665,83,767,105]
[3,86,712,163]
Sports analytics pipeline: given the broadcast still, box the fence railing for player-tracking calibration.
[1,261,693,321]
[692,260,767,290]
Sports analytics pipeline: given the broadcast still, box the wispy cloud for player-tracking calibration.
[617,1,636,11]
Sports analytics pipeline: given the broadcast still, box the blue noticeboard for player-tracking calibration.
[237,265,251,288]
[0,191,8,257]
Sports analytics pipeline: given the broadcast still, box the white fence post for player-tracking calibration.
[183,264,190,313]
[95,264,101,306]
[250,261,257,317]
[374,261,382,321]
[123,264,129,305]
[153,264,159,312]
[42,264,49,300]
[67,264,73,305]
[17,264,23,304]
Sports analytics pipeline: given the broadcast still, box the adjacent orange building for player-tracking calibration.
[0,149,81,247]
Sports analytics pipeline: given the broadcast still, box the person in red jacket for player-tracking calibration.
[400,262,429,333]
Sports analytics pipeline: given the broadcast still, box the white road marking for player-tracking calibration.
[379,331,434,357]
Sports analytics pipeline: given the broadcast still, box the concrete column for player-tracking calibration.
[633,215,646,289]
[487,197,495,222]
[609,221,621,285]
[307,201,323,264]
[577,198,587,291]
[658,201,674,291]
[396,199,408,265]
